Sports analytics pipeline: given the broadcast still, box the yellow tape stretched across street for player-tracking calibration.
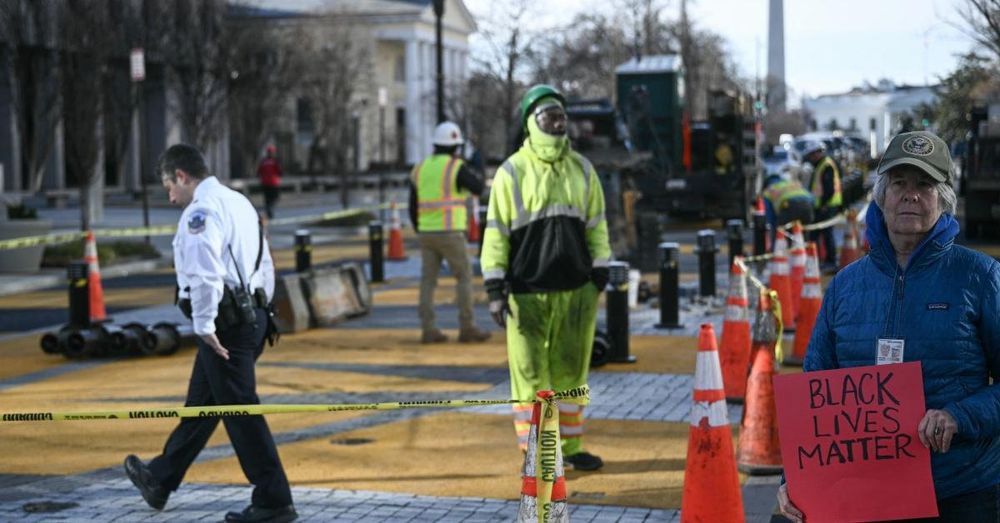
[0,385,590,422]
[0,204,397,251]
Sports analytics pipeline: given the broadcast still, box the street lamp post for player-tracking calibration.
[378,87,387,216]
[130,48,150,244]
[433,0,445,123]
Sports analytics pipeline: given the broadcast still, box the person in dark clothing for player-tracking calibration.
[124,144,296,523]
[257,145,282,220]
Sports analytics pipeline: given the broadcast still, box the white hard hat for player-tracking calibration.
[432,121,464,146]
[800,140,826,157]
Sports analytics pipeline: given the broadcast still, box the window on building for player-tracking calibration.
[297,98,314,135]
[869,117,877,131]
[849,118,857,131]
[394,55,405,83]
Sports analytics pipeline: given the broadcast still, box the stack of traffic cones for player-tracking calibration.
[736,289,783,475]
[467,198,480,243]
[720,257,752,403]
[788,222,806,322]
[83,231,106,322]
[681,324,745,522]
[516,390,568,523]
[839,209,861,270]
[788,242,823,366]
[387,200,407,261]
[768,229,795,332]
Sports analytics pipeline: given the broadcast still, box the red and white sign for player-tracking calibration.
[773,362,937,522]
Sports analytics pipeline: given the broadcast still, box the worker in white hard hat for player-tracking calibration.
[407,121,491,344]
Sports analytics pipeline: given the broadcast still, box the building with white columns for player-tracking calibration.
[253,0,476,170]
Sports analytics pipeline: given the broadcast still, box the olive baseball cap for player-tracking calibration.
[876,131,952,182]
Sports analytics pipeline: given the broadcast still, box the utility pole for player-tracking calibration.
[130,48,150,244]
[433,0,445,123]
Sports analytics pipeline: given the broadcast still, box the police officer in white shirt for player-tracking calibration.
[123,144,296,523]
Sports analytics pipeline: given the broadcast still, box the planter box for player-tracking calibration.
[0,219,54,273]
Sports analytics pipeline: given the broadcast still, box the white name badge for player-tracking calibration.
[877,338,905,365]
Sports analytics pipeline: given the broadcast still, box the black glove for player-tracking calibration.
[591,267,610,291]
[485,278,512,328]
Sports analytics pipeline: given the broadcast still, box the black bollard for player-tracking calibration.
[369,221,385,283]
[726,219,744,269]
[655,242,682,329]
[67,260,90,328]
[696,229,718,298]
[752,207,767,257]
[606,261,636,363]
[294,229,312,273]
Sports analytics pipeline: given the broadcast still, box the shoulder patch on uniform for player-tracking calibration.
[187,210,207,234]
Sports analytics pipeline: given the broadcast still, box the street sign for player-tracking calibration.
[130,48,145,82]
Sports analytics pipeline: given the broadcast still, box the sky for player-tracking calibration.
[463,0,979,101]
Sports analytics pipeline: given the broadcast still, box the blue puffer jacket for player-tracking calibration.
[804,203,1000,499]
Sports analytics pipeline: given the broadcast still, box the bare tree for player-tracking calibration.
[227,18,301,178]
[0,0,62,193]
[60,0,115,230]
[296,18,370,208]
[958,0,1000,62]
[161,0,229,149]
[470,0,537,156]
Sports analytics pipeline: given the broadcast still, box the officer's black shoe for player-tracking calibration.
[564,451,604,471]
[225,504,298,523]
[123,454,169,510]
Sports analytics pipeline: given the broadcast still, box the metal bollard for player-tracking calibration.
[294,229,312,273]
[67,260,90,328]
[65,325,109,359]
[726,219,744,269]
[369,221,385,283]
[148,323,181,356]
[752,207,768,257]
[606,261,636,363]
[696,229,718,298]
[655,242,682,329]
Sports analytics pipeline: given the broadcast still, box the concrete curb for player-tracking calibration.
[0,257,171,298]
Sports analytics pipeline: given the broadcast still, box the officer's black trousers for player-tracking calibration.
[148,308,293,508]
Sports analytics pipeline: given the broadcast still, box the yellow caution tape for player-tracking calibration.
[0,204,400,251]
[0,232,85,251]
[0,385,590,422]
[536,394,559,523]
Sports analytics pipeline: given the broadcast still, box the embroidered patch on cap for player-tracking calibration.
[187,211,207,234]
[902,136,934,156]
[926,303,949,311]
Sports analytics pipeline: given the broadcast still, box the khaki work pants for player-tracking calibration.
[418,231,474,333]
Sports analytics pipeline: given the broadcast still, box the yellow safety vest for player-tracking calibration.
[810,156,843,208]
[764,180,812,210]
[412,154,468,232]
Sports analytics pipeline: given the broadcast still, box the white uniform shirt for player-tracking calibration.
[174,176,275,336]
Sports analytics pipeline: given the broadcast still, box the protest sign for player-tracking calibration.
[773,362,937,522]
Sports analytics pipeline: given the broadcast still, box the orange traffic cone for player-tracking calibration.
[516,390,568,523]
[720,258,752,403]
[83,231,106,322]
[768,229,795,332]
[839,209,861,270]
[736,289,783,475]
[788,222,806,323]
[681,323,745,522]
[387,200,407,261]
[467,197,480,243]
[788,243,822,366]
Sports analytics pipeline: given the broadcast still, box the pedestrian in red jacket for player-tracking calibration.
[257,145,282,219]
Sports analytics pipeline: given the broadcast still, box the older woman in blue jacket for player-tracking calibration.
[778,130,1000,522]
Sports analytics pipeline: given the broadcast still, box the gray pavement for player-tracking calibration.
[0,194,782,521]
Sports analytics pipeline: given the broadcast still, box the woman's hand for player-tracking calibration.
[918,409,958,453]
[777,482,804,523]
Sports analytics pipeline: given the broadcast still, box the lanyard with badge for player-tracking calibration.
[877,268,905,365]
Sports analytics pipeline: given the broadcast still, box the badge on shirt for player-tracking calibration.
[876,338,905,365]
[188,210,207,234]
